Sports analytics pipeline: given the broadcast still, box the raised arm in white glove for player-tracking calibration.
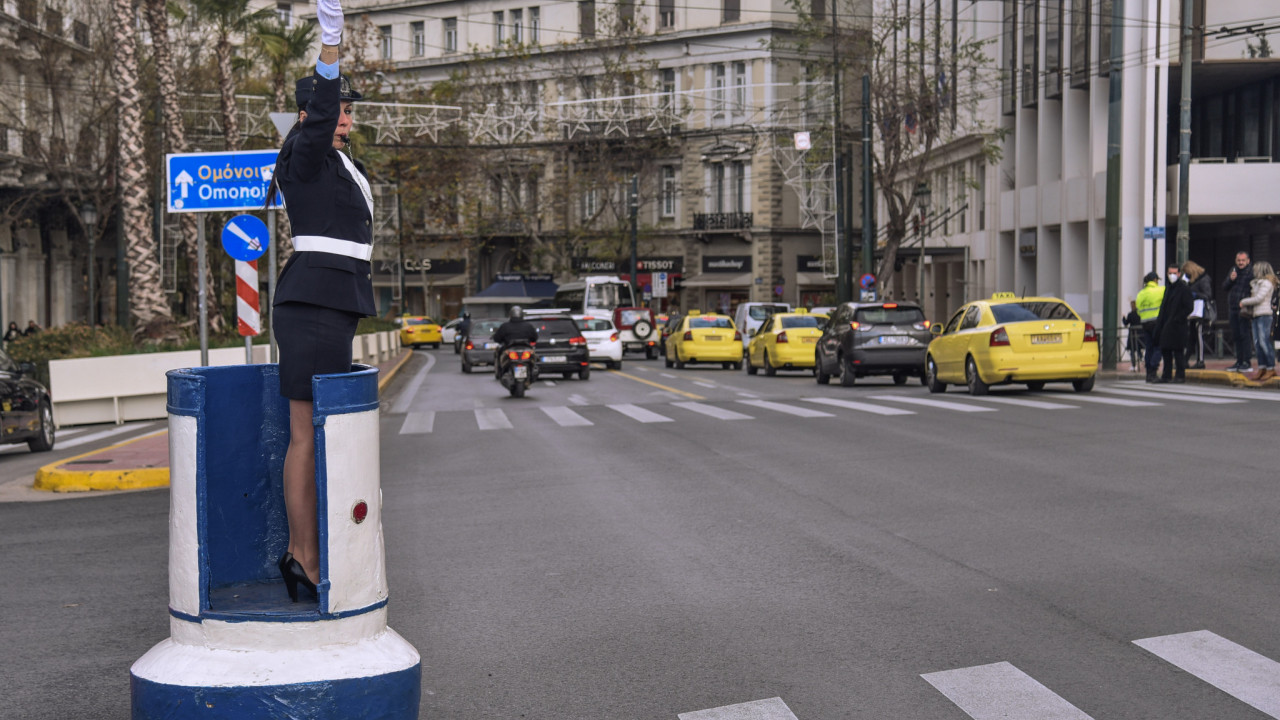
[317,0,344,46]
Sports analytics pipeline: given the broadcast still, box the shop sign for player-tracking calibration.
[797,255,825,272]
[403,257,466,274]
[702,256,752,273]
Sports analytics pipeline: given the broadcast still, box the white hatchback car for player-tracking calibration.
[572,315,624,370]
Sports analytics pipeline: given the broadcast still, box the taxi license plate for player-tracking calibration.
[542,355,566,363]
[513,366,528,379]
[1031,334,1062,344]
[878,335,912,345]
[803,337,818,344]
[704,336,723,341]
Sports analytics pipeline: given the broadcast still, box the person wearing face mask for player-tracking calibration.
[1152,263,1193,383]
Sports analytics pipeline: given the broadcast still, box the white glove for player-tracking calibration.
[317,0,344,45]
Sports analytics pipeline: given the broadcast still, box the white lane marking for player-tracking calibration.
[54,423,158,451]
[1034,393,1162,407]
[661,373,677,378]
[960,395,1080,410]
[1118,381,1280,402]
[737,399,833,418]
[541,406,593,427]
[389,351,435,414]
[568,394,590,406]
[474,408,513,430]
[922,661,1095,720]
[542,380,557,387]
[1134,630,1280,718]
[1096,387,1244,404]
[693,381,718,388]
[802,397,916,416]
[672,402,754,420]
[867,395,996,413]
[736,391,760,398]
[679,697,798,720]
[607,403,673,423]
[398,411,435,434]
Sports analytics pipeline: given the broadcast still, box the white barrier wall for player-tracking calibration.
[47,331,401,427]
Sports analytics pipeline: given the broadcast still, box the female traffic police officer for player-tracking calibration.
[269,0,373,602]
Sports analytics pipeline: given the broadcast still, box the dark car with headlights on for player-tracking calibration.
[814,302,931,386]
[527,313,591,380]
[460,318,507,373]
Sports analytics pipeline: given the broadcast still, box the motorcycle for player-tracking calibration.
[497,341,536,398]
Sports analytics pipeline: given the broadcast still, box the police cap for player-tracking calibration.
[295,73,364,111]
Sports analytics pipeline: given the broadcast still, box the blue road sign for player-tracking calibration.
[1143,226,1167,240]
[221,215,269,261]
[167,150,282,213]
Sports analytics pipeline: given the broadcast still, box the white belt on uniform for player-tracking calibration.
[292,235,373,261]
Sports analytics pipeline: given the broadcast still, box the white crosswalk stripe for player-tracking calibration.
[608,403,673,423]
[672,402,754,420]
[541,406,593,427]
[1097,387,1245,404]
[474,408,513,430]
[737,399,833,418]
[960,395,1080,410]
[801,397,916,416]
[1035,393,1162,407]
[867,395,996,413]
[679,697,798,720]
[1118,380,1280,402]
[398,411,435,434]
[922,661,1095,720]
[1134,630,1280,718]
[53,422,158,451]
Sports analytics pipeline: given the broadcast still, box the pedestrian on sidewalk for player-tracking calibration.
[1239,260,1277,383]
[1135,271,1164,383]
[3,322,20,344]
[1223,250,1254,372]
[1183,260,1213,369]
[1153,264,1192,384]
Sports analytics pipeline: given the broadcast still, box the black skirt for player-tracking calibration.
[274,301,361,401]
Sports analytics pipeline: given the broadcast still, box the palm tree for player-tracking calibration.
[113,0,174,337]
[251,18,317,113]
[144,0,224,330]
[188,0,272,152]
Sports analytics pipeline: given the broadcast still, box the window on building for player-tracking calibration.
[810,0,824,20]
[712,64,727,121]
[1001,0,1016,115]
[411,21,425,56]
[1021,0,1038,107]
[494,11,505,43]
[580,75,596,100]
[579,0,596,39]
[444,17,458,52]
[511,9,523,43]
[276,2,292,26]
[530,7,540,43]
[659,0,675,28]
[1045,0,1062,98]
[17,0,36,24]
[733,61,747,115]
[958,168,967,233]
[1098,0,1113,76]
[661,68,676,106]
[976,161,986,230]
[617,0,635,30]
[72,19,88,46]
[379,25,392,60]
[709,162,749,213]
[712,164,727,212]
[732,161,745,212]
[723,0,740,23]
[583,187,599,220]
[44,7,61,35]
[661,166,677,217]
[1070,0,1089,88]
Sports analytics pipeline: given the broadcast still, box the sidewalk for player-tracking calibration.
[30,350,415,494]
[1098,354,1280,388]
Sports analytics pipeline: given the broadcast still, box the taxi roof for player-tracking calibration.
[982,292,1070,304]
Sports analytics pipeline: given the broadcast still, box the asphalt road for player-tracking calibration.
[3,348,1280,719]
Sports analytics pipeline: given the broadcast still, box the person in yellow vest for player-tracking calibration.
[1135,271,1165,383]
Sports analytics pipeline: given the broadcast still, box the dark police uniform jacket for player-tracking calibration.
[273,74,376,316]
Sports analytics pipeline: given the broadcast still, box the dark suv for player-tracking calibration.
[527,314,591,380]
[814,302,931,386]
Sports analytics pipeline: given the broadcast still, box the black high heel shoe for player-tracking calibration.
[277,552,293,580]
[281,557,318,603]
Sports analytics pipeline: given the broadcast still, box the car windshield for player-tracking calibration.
[990,302,1078,322]
[616,309,650,326]
[855,307,925,325]
[534,318,581,338]
[405,317,435,326]
[586,283,634,310]
[577,319,613,332]
[690,317,732,329]
[780,316,821,329]
[748,305,787,320]
[471,320,505,336]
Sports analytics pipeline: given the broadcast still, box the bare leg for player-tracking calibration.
[284,399,320,585]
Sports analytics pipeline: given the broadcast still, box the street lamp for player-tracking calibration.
[80,202,98,326]
[913,182,931,305]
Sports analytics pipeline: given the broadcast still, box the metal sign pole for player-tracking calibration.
[198,214,209,366]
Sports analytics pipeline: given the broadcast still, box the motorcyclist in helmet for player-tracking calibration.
[492,306,538,376]
[456,310,472,353]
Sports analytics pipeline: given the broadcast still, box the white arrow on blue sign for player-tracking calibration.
[222,214,269,261]
[166,150,282,213]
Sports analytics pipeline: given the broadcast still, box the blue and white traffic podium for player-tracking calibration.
[131,364,420,719]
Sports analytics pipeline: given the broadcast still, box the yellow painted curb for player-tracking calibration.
[378,349,414,392]
[33,430,170,493]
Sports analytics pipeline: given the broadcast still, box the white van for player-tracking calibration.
[734,302,792,350]
[552,276,636,316]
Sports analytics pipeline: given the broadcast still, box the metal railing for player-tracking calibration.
[693,211,753,230]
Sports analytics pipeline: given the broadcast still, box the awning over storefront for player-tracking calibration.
[679,272,753,288]
[461,276,558,305]
[795,272,835,286]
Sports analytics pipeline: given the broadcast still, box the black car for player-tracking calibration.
[814,302,932,386]
[657,312,683,357]
[460,318,507,373]
[0,347,54,452]
[527,314,591,380]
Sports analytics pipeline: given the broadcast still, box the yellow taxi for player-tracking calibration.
[925,293,1099,395]
[398,316,443,349]
[745,309,825,375]
[664,310,743,370]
